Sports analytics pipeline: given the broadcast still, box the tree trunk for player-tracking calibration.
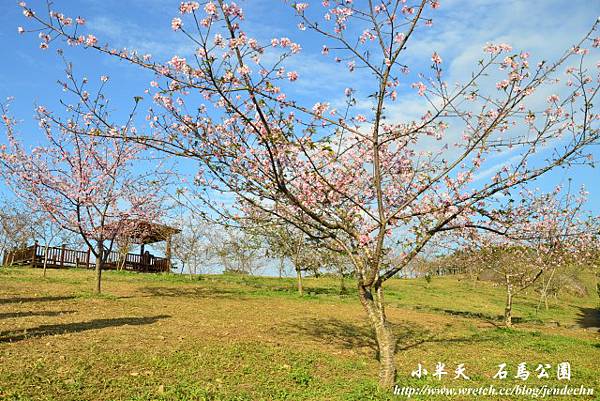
[504,285,513,327]
[278,257,284,279]
[95,241,103,294]
[118,248,128,271]
[42,244,49,278]
[358,283,397,388]
[296,268,303,296]
[538,268,555,311]
[186,262,193,280]
[339,266,346,294]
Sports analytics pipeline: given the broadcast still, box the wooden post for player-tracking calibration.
[140,243,146,271]
[165,235,172,272]
[60,244,66,268]
[85,248,91,269]
[31,242,38,268]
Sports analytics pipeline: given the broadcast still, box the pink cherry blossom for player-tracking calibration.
[411,81,427,96]
[237,65,251,75]
[85,34,97,46]
[204,2,217,15]
[547,94,560,103]
[168,55,186,71]
[287,71,299,81]
[171,17,183,30]
[394,32,405,43]
[295,3,309,12]
[496,79,509,90]
[180,1,200,14]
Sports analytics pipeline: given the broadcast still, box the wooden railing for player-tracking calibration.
[40,244,91,268]
[105,250,170,272]
[2,243,170,273]
[2,244,37,267]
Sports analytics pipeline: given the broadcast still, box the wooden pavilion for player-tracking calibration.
[1,220,180,273]
[105,220,181,272]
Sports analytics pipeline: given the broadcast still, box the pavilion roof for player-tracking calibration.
[105,219,181,244]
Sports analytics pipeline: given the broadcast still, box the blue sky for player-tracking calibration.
[0,1,599,227]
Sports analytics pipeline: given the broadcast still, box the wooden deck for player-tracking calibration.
[2,244,170,273]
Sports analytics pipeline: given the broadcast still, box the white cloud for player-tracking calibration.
[87,16,192,59]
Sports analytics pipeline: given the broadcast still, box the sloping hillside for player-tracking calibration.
[0,268,597,400]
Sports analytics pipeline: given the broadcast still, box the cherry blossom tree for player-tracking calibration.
[454,187,599,327]
[0,198,36,262]
[167,216,211,278]
[261,222,316,295]
[0,199,74,275]
[530,185,599,310]
[212,228,263,274]
[0,71,167,293]
[30,211,78,277]
[260,221,352,294]
[15,0,600,387]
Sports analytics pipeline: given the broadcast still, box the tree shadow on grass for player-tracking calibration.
[575,307,600,329]
[0,295,76,305]
[282,317,495,360]
[138,286,247,299]
[0,310,76,320]
[413,305,525,324]
[0,315,171,343]
[283,317,378,352]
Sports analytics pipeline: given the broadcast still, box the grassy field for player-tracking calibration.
[0,267,598,401]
